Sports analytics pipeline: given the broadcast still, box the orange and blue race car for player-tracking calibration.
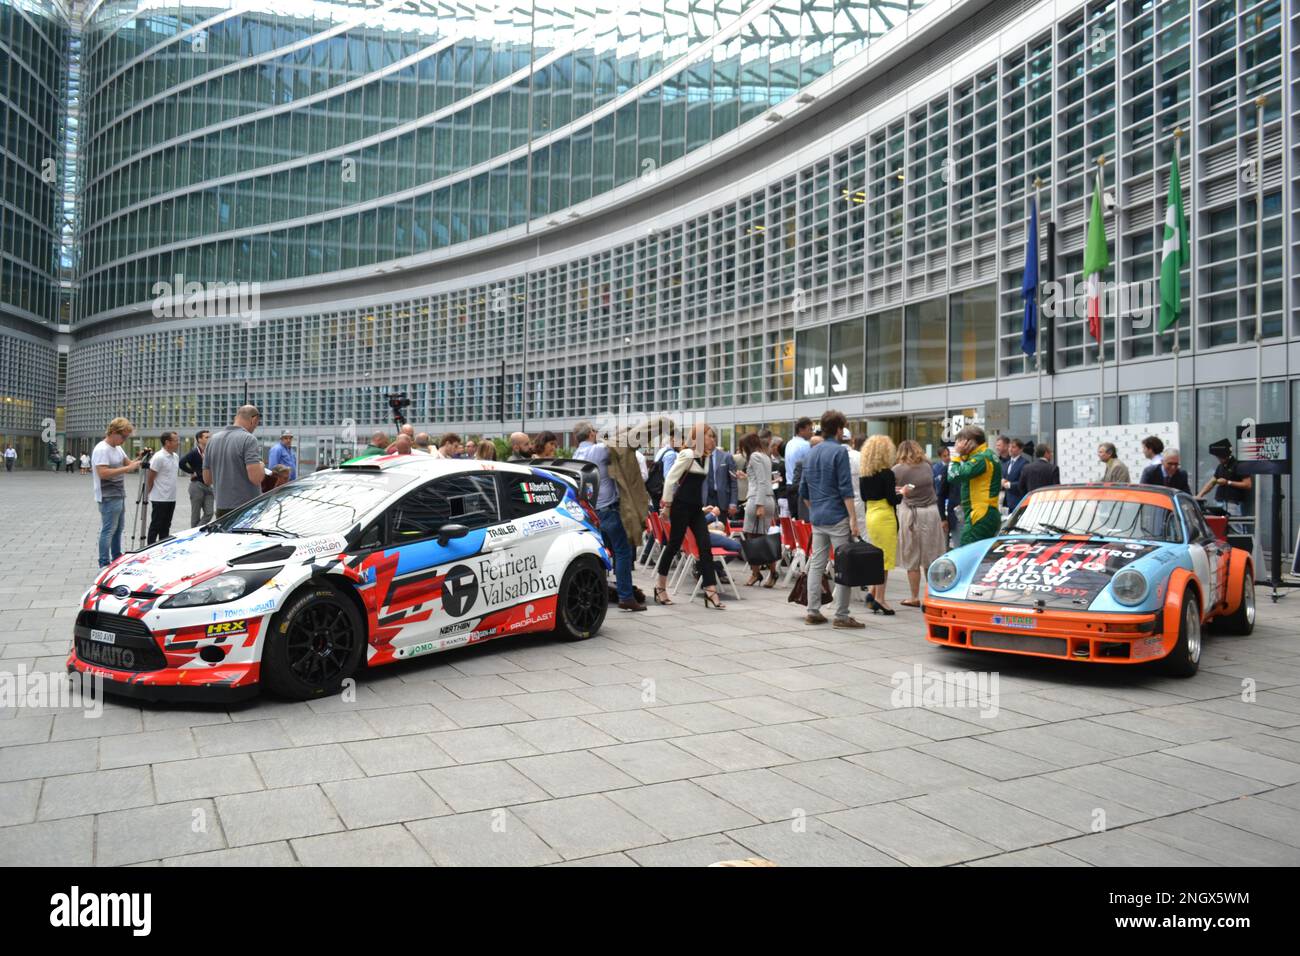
[924,484,1255,676]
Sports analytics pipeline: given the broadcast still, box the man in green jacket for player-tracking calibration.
[947,425,1002,546]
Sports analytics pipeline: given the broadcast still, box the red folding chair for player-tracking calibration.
[642,511,669,567]
[674,527,741,601]
[783,518,812,584]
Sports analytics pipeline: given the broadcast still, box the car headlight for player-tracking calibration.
[162,568,280,609]
[1111,568,1149,606]
[928,557,959,592]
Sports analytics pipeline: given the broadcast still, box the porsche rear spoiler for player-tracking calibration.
[528,458,600,502]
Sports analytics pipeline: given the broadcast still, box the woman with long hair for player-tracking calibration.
[893,439,946,607]
[654,422,726,609]
[859,434,899,614]
[475,439,498,461]
[739,431,778,587]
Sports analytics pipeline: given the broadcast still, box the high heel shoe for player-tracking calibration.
[653,586,673,606]
[702,588,725,610]
[864,592,882,614]
[745,570,762,587]
[763,566,778,588]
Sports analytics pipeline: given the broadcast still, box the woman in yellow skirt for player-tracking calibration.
[858,434,900,614]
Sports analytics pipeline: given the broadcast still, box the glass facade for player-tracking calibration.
[76,0,932,320]
[0,0,1289,536]
[1,0,66,461]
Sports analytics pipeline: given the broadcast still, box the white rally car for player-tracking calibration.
[69,457,611,701]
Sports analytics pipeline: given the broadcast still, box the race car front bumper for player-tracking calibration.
[69,609,263,702]
[923,597,1173,664]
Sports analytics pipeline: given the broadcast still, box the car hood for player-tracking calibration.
[962,537,1175,610]
[95,528,347,597]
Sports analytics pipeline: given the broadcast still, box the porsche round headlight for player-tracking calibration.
[1112,568,1149,606]
[928,557,959,592]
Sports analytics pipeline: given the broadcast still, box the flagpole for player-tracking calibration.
[1097,157,1106,428]
[1034,176,1043,441]
[1172,128,1182,424]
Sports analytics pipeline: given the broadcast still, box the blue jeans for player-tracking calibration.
[598,503,635,602]
[98,497,126,567]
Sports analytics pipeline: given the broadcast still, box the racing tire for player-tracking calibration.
[1213,568,1256,636]
[554,556,608,641]
[1160,590,1202,677]
[261,581,365,699]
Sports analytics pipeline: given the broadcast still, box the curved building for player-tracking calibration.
[3,0,1297,538]
[0,0,66,465]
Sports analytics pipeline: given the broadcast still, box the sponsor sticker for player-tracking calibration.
[439,619,475,636]
[293,535,349,559]
[206,620,247,637]
[486,523,518,542]
[520,514,563,536]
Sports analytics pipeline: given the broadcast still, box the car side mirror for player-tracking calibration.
[436,524,469,547]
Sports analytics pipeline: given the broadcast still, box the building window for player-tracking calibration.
[904,297,946,388]
[948,284,997,382]
[865,308,903,393]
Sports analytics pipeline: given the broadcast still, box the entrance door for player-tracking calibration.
[318,437,335,470]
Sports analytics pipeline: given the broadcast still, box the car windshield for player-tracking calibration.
[1005,495,1182,544]
[212,470,415,538]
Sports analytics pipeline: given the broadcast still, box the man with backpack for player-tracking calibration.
[641,431,679,563]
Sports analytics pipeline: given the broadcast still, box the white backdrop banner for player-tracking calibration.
[1056,421,1181,485]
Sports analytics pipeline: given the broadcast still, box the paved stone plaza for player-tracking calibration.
[2,470,1299,866]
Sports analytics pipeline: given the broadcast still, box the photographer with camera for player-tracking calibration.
[92,417,145,567]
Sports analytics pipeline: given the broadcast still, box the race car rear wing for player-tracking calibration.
[528,458,600,503]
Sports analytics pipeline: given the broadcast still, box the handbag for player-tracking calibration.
[741,533,782,565]
[787,571,834,606]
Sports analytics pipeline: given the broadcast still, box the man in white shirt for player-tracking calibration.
[3,445,16,472]
[93,418,144,566]
[146,431,181,544]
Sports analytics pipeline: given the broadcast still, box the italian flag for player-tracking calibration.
[1082,173,1110,343]
[1159,150,1188,332]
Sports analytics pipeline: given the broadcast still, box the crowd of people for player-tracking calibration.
[80,406,1259,633]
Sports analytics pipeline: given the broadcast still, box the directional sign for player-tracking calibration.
[830,364,847,393]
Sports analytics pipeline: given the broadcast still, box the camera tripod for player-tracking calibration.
[127,450,153,551]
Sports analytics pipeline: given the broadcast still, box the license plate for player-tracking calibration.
[991,614,1037,630]
[89,628,117,645]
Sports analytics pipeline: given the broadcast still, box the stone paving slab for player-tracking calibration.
[3,472,1300,866]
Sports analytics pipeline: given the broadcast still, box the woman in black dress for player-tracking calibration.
[653,422,726,609]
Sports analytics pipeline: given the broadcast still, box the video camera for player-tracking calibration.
[387,392,411,427]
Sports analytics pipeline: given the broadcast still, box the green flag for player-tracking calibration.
[1159,150,1189,332]
[1082,174,1109,341]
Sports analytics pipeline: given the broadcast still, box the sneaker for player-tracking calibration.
[804,611,828,625]
[833,617,866,629]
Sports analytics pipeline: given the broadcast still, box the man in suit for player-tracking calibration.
[1000,437,1030,512]
[1015,443,1060,499]
[1151,447,1191,494]
[702,426,738,519]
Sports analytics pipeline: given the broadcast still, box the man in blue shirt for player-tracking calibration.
[573,422,645,611]
[784,417,813,486]
[267,430,297,480]
[798,410,864,629]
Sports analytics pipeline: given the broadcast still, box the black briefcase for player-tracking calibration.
[834,537,885,587]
